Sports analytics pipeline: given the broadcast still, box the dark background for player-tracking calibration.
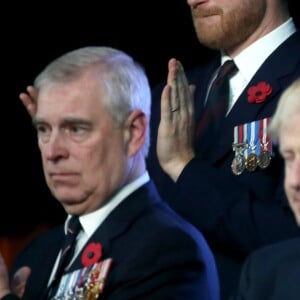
[3,1,299,235]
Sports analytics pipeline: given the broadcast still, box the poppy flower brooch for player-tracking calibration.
[247,81,272,104]
[81,242,102,267]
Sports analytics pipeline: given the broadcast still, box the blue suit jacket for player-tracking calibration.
[147,31,300,299]
[232,237,300,300]
[8,181,220,300]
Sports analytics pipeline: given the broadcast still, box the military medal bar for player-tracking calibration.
[231,118,273,175]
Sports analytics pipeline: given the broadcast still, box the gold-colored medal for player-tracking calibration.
[245,153,258,172]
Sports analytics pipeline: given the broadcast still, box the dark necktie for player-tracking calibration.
[47,215,82,299]
[195,60,238,151]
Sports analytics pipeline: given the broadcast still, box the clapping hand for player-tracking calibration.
[157,58,196,181]
[19,85,37,117]
[0,253,31,298]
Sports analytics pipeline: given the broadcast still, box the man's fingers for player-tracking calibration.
[19,92,36,117]
[18,85,37,117]
[11,266,31,297]
[26,85,37,99]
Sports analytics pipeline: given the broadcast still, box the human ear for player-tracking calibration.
[123,109,147,157]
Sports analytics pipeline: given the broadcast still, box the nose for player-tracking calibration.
[40,130,69,162]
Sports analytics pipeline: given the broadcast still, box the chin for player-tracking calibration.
[54,193,81,205]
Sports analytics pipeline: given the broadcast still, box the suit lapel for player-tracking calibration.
[210,79,280,162]
[209,31,300,163]
[49,182,161,298]
[69,181,160,272]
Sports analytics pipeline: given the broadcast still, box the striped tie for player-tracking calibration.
[47,215,81,299]
[195,60,238,153]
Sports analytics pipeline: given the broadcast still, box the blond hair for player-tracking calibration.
[269,78,300,143]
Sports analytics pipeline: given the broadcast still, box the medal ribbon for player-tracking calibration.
[259,117,272,153]
[246,120,259,158]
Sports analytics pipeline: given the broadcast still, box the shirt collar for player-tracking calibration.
[233,18,296,82]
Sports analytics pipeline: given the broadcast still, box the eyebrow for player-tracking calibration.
[32,116,92,127]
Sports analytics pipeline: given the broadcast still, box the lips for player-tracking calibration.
[190,0,208,9]
[50,172,79,181]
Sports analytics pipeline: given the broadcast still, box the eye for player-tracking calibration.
[65,124,90,142]
[36,124,51,143]
[70,125,84,133]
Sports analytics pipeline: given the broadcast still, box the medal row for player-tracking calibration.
[231,118,272,175]
[231,148,272,175]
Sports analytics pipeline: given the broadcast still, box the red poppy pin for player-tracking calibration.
[81,242,102,267]
[247,81,272,104]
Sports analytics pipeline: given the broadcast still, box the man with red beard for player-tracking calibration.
[146,0,300,299]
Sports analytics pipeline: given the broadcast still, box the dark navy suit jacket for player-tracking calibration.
[6,181,220,300]
[147,31,300,299]
[232,237,300,300]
